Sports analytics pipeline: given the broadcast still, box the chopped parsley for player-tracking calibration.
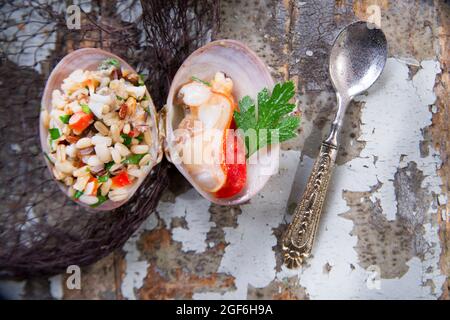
[80,103,91,114]
[59,114,71,124]
[121,133,132,147]
[49,128,61,140]
[122,153,146,165]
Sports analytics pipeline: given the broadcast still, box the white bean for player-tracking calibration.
[73,175,90,191]
[87,155,102,167]
[115,142,131,157]
[84,180,96,195]
[127,168,142,178]
[64,176,74,186]
[100,179,112,197]
[109,188,128,202]
[94,121,109,136]
[95,144,112,163]
[79,195,99,205]
[73,165,90,177]
[92,135,112,146]
[52,167,65,180]
[109,147,122,164]
[131,145,149,154]
[55,161,75,174]
[76,137,93,149]
[109,163,123,174]
[110,124,122,143]
[138,154,151,167]
[65,144,77,158]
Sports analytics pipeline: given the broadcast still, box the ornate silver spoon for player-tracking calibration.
[282,21,388,268]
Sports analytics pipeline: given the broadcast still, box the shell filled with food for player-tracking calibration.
[40,48,161,210]
[166,40,279,205]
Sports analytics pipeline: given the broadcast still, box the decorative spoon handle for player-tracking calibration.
[282,141,338,269]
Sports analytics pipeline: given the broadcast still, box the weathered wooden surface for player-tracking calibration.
[0,0,448,299]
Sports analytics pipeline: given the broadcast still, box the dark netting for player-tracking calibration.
[0,0,220,278]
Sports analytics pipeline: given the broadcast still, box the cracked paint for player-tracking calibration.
[0,0,448,301]
[276,57,445,299]
[194,150,302,299]
[157,189,215,254]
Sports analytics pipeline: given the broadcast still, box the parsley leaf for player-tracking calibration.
[122,153,146,165]
[105,161,115,171]
[120,134,132,147]
[98,173,109,183]
[138,74,146,86]
[73,190,83,199]
[59,114,71,124]
[233,81,300,157]
[49,128,61,140]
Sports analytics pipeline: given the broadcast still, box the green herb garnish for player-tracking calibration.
[116,95,124,101]
[121,133,132,147]
[233,81,300,157]
[73,190,83,199]
[98,173,109,183]
[49,128,61,140]
[141,95,149,101]
[80,103,91,114]
[136,134,144,142]
[105,161,115,171]
[138,74,146,86]
[122,153,146,165]
[98,58,120,70]
[91,195,108,208]
[191,76,211,87]
[59,114,71,124]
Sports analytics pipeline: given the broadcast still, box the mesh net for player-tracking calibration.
[0,0,220,278]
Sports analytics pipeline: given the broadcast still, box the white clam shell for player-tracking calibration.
[40,48,160,210]
[166,39,279,205]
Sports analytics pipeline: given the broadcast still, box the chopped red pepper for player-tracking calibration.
[215,121,247,199]
[111,171,132,188]
[69,111,94,134]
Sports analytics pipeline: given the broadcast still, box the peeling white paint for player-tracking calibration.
[121,213,158,300]
[194,58,445,299]
[194,150,301,299]
[1,2,59,73]
[282,58,444,299]
[157,189,215,254]
[49,274,63,300]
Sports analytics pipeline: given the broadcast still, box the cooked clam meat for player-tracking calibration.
[174,72,246,198]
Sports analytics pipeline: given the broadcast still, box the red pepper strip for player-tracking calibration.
[215,120,247,199]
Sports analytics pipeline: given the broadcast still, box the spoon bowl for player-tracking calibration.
[329,21,387,98]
